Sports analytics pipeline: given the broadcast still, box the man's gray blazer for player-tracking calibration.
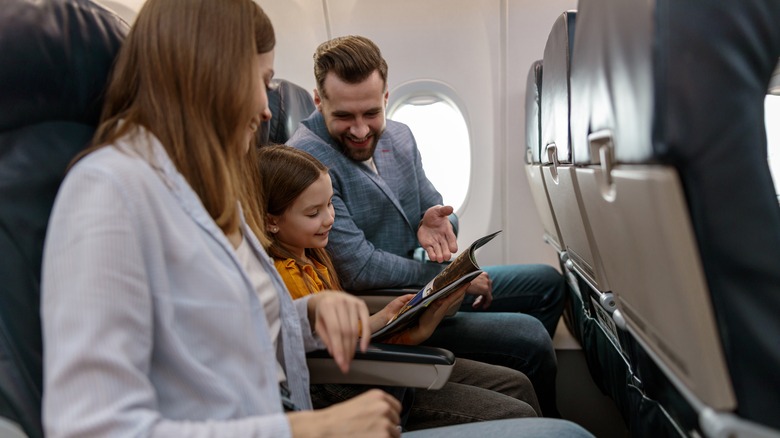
[288,111,457,290]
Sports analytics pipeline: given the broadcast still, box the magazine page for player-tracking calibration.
[372,230,502,341]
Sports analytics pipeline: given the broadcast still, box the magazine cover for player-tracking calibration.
[372,230,502,341]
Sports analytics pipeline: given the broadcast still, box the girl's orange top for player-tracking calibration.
[273,257,330,299]
[273,257,412,344]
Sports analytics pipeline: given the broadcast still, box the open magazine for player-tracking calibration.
[371,230,502,342]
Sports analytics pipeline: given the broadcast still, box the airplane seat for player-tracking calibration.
[540,10,612,304]
[0,0,127,437]
[524,58,578,336]
[524,59,584,344]
[537,9,641,426]
[569,0,780,434]
[524,59,565,256]
[259,78,316,146]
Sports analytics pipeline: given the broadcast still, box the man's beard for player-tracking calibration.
[333,130,383,162]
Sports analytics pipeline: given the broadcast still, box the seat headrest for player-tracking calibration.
[0,0,128,132]
[259,78,316,145]
[540,10,576,165]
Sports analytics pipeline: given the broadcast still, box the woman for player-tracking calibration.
[41,0,385,435]
[40,0,592,437]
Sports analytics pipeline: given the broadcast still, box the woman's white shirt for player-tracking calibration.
[235,236,286,383]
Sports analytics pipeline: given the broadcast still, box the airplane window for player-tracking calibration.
[766,95,780,196]
[388,97,471,212]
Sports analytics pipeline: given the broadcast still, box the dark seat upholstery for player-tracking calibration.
[259,78,316,145]
[0,1,127,436]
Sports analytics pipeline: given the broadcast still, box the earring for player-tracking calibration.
[271,226,278,233]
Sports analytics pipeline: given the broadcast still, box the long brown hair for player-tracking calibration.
[257,145,342,293]
[86,0,274,236]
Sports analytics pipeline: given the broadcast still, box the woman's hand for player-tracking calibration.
[288,389,401,438]
[307,291,371,373]
[465,271,493,309]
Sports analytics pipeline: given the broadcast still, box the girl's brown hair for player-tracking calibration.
[257,145,342,293]
[86,0,274,237]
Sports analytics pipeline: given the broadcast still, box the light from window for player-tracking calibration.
[390,100,471,211]
[766,95,780,196]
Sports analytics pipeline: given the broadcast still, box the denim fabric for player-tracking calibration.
[421,312,559,418]
[459,264,567,338]
[310,384,414,428]
[404,418,594,437]
[406,358,538,430]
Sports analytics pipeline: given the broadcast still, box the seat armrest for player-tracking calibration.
[307,343,455,390]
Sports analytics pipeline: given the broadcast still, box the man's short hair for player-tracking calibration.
[313,35,388,98]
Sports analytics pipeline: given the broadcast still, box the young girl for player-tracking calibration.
[258,144,542,430]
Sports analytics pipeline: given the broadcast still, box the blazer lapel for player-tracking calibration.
[371,137,414,230]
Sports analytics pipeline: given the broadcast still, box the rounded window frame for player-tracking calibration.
[387,80,473,214]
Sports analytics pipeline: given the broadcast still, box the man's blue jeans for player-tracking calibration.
[461,263,566,337]
[422,263,566,417]
[404,418,593,438]
[421,311,559,417]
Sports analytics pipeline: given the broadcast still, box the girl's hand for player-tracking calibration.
[288,389,401,438]
[307,291,371,373]
[399,283,467,345]
[370,294,416,332]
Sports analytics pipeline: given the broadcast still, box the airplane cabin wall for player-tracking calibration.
[255,0,328,92]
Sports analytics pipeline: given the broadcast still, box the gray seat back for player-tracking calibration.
[540,11,611,294]
[524,60,565,253]
[569,0,780,432]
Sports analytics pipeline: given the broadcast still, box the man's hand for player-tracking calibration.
[403,283,467,344]
[465,272,493,310]
[417,205,458,263]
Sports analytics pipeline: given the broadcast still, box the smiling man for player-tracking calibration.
[288,35,565,417]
